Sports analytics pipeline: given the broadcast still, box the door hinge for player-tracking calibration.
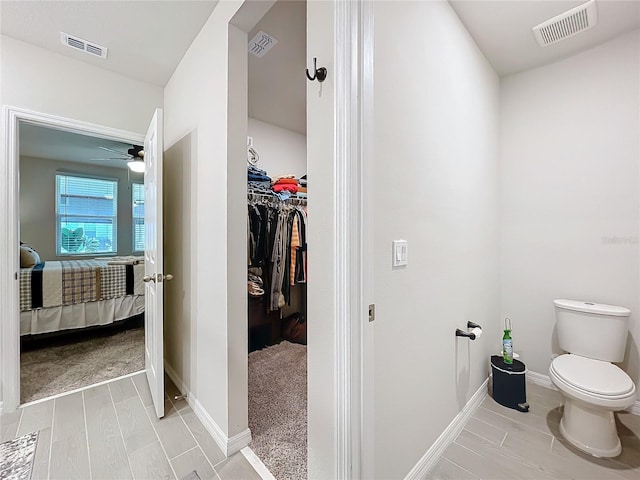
[368,304,375,322]
[15,272,18,280]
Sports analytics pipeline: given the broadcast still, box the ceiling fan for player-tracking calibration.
[90,145,145,172]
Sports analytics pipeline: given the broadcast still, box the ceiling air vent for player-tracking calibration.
[248,31,278,58]
[532,0,597,47]
[61,32,108,59]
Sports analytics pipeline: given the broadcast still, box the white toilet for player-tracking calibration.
[549,299,637,457]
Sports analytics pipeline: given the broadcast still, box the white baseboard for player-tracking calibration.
[191,395,252,457]
[526,370,557,390]
[164,361,252,457]
[527,370,640,416]
[404,378,489,480]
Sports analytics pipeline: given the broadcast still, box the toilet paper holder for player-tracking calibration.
[456,321,482,340]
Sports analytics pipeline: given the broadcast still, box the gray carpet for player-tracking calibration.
[21,326,144,403]
[249,341,307,480]
[0,431,38,480]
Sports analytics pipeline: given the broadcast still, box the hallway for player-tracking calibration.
[0,373,262,480]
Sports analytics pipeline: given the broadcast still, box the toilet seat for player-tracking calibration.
[551,354,634,397]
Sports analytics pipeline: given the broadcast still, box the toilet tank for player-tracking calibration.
[554,299,631,362]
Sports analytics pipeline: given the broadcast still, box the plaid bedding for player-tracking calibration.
[20,257,144,312]
[61,260,100,304]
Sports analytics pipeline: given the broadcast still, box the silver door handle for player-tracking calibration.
[143,273,173,283]
[156,273,174,282]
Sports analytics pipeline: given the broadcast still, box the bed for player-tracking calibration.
[19,256,145,336]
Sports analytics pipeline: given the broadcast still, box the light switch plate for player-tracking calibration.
[392,240,408,267]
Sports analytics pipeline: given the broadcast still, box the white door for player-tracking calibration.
[143,108,167,418]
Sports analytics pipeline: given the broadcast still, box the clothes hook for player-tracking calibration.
[306,57,327,83]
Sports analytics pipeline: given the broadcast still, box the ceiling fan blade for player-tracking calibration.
[97,146,129,156]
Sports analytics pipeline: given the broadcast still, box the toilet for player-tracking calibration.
[549,299,637,458]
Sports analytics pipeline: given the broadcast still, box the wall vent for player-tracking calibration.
[532,0,597,47]
[61,32,108,59]
[248,31,278,58]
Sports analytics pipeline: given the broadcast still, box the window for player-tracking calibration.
[132,183,145,252]
[56,174,117,255]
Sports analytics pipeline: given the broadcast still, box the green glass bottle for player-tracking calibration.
[502,317,513,364]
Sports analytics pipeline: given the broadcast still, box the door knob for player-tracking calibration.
[144,273,173,283]
[155,273,174,282]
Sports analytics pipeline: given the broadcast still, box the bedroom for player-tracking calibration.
[18,123,146,404]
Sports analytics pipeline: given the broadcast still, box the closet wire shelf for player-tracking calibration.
[248,190,307,206]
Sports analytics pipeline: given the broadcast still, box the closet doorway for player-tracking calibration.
[244,1,308,478]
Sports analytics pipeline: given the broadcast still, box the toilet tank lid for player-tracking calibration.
[554,299,630,317]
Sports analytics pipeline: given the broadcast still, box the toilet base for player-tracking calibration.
[559,398,621,458]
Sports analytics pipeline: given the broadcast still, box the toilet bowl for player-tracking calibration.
[549,354,637,457]
[551,299,637,457]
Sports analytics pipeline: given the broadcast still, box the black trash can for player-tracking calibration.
[490,355,529,412]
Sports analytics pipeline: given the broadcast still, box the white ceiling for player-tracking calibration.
[20,123,138,170]
[0,0,218,86]
[4,1,634,135]
[449,0,640,76]
[248,0,306,135]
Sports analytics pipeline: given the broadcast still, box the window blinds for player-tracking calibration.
[55,174,118,255]
[132,183,145,251]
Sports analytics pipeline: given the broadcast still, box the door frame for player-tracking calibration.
[334,1,374,477]
[0,106,145,412]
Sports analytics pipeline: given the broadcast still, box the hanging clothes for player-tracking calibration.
[247,193,308,311]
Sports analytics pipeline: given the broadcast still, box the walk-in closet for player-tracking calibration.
[245,1,308,478]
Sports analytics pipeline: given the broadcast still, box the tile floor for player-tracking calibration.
[428,382,640,480]
[4,376,639,480]
[0,372,263,480]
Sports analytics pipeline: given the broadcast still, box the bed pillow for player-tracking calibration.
[20,245,41,268]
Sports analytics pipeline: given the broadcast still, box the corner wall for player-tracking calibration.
[163,0,245,438]
[499,30,640,386]
[372,1,500,477]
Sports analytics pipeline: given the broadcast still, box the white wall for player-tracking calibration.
[20,156,143,260]
[0,35,162,408]
[227,20,250,441]
[500,30,640,386]
[247,117,306,177]
[163,0,245,439]
[306,0,338,477]
[372,1,500,477]
[0,35,162,133]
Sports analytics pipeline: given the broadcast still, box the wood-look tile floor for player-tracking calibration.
[0,372,263,480]
[428,382,640,480]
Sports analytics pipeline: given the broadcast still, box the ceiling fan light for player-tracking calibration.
[128,160,145,173]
